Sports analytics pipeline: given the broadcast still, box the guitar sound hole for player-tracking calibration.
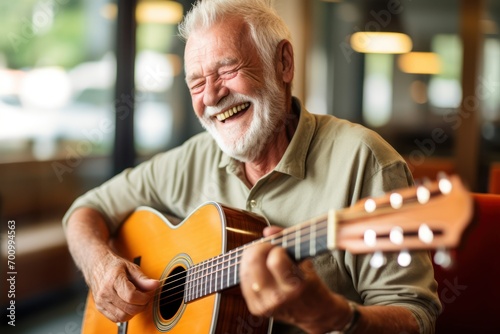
[159,266,186,320]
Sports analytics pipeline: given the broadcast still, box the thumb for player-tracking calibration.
[128,266,160,292]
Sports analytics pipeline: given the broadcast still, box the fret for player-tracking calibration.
[195,263,201,299]
[189,266,194,301]
[316,221,328,254]
[228,248,239,287]
[209,258,217,293]
[235,248,242,285]
[190,266,195,301]
[214,258,218,294]
[300,226,312,259]
[229,250,236,287]
[219,255,224,290]
[206,260,212,295]
[202,261,207,297]
[295,228,301,260]
[310,222,317,256]
[185,267,191,302]
[210,257,219,292]
[190,266,197,302]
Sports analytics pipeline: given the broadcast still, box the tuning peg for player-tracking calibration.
[433,248,454,269]
[418,224,434,244]
[416,185,431,204]
[370,251,386,268]
[364,229,377,247]
[389,226,404,245]
[397,250,412,267]
[389,193,403,209]
[364,199,377,213]
[438,176,453,195]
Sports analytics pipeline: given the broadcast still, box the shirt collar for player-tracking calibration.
[218,97,316,180]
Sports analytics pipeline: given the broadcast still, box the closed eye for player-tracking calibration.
[189,80,206,94]
[219,69,238,80]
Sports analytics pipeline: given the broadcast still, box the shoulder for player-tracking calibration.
[312,114,402,165]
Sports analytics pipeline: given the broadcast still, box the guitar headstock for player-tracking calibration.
[336,174,473,267]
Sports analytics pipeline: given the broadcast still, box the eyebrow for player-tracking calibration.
[185,57,238,82]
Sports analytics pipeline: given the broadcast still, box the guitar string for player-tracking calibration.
[148,191,436,309]
[157,217,329,292]
[152,207,384,307]
[149,188,429,297]
[151,203,379,297]
[153,221,331,308]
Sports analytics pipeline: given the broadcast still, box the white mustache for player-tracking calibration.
[203,93,251,119]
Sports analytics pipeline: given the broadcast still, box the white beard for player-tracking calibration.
[199,75,286,162]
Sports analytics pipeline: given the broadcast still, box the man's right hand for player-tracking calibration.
[64,207,160,323]
[88,249,160,322]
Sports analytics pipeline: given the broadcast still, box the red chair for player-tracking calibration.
[433,193,500,333]
[489,163,500,194]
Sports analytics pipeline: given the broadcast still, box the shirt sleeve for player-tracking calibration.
[61,151,171,234]
[349,164,442,334]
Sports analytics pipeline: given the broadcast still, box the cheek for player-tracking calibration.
[191,94,205,118]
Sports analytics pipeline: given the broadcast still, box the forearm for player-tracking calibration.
[350,304,420,334]
[304,294,420,334]
[65,207,113,282]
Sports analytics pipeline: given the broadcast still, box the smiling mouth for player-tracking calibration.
[215,102,251,122]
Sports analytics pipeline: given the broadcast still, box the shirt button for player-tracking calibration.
[249,200,257,208]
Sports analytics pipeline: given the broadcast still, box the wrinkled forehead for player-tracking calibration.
[184,19,255,77]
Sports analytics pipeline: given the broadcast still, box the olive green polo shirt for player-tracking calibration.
[63,97,440,333]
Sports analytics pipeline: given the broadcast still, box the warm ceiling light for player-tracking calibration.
[398,52,442,74]
[136,1,183,24]
[350,32,412,54]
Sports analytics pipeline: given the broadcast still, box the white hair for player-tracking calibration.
[178,0,292,71]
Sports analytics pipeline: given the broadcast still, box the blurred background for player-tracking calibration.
[0,0,499,332]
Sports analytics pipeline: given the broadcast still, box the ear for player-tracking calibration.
[276,39,294,84]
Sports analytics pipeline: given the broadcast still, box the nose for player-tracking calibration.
[203,76,229,107]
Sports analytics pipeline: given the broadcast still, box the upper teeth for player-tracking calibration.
[216,102,250,121]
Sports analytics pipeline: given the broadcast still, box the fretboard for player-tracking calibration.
[184,216,330,303]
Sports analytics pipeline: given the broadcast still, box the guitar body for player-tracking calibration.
[80,175,474,333]
[82,202,271,334]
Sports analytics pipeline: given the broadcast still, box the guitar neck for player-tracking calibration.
[183,174,473,302]
[184,213,333,302]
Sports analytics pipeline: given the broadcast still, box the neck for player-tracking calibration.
[244,137,287,186]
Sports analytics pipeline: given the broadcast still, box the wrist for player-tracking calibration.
[326,300,361,334]
[341,301,361,334]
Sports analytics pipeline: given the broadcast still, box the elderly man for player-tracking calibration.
[63,0,441,333]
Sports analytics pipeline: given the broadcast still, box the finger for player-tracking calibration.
[240,243,275,291]
[239,243,276,315]
[267,247,304,293]
[94,290,134,323]
[103,270,152,321]
[263,226,283,237]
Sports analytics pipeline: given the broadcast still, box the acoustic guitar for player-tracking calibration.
[81,174,473,334]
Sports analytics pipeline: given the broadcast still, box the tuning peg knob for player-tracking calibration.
[434,248,454,269]
[398,250,412,267]
[438,176,453,194]
[416,185,431,204]
[370,251,386,268]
